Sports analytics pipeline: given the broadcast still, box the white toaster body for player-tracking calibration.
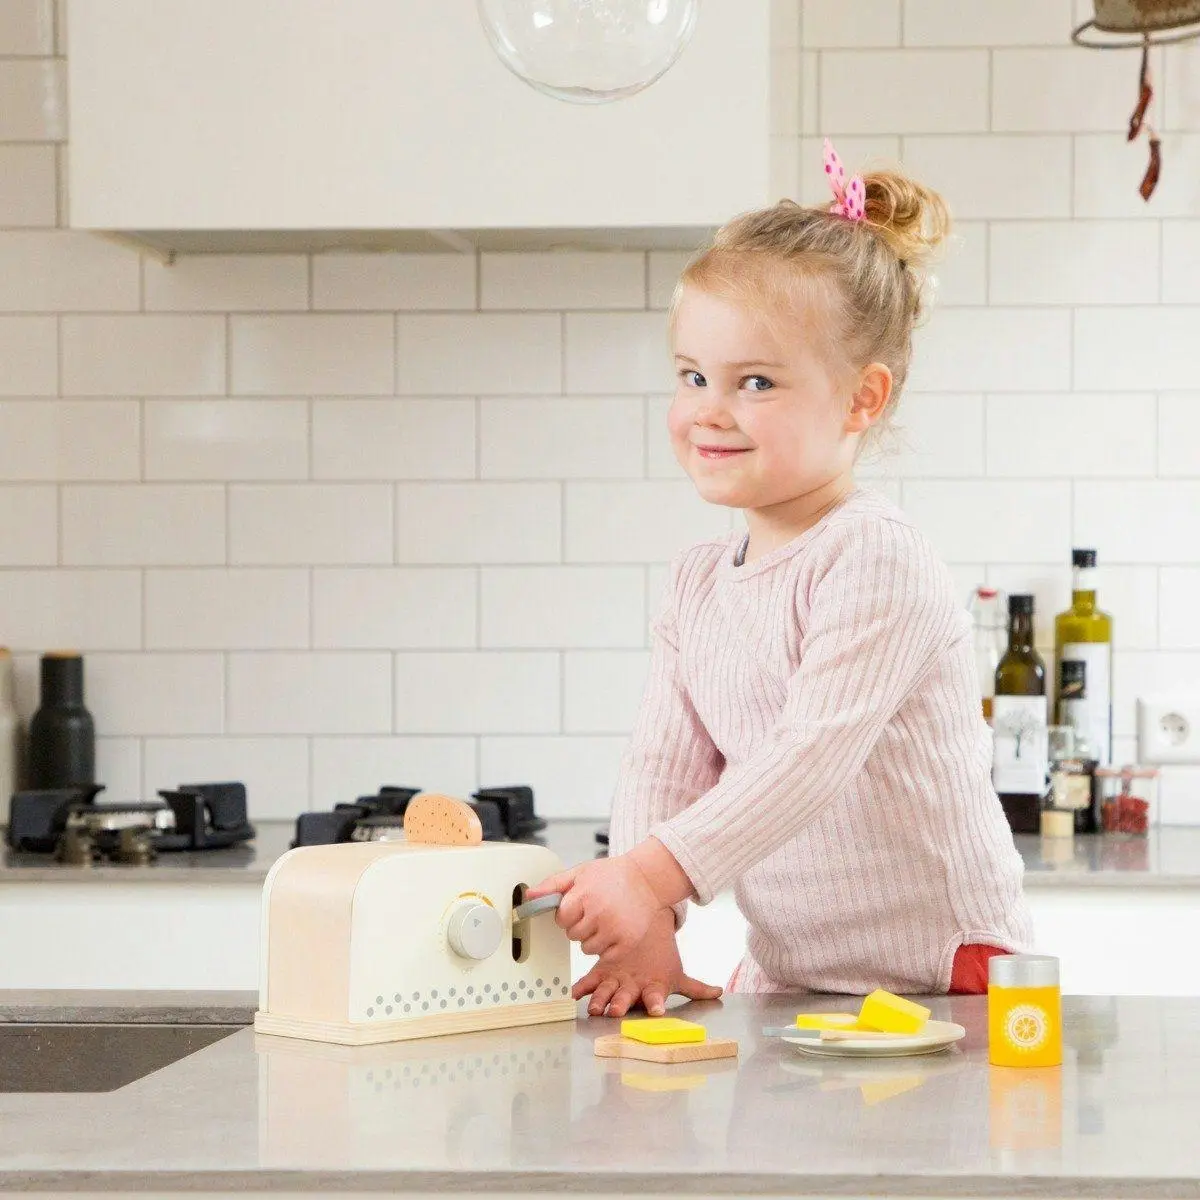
[254,840,576,1045]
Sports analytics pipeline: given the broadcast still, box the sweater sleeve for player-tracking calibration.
[608,556,725,922]
[650,521,964,904]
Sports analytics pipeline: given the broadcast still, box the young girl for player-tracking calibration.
[528,142,1033,1017]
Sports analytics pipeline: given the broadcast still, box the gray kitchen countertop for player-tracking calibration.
[0,992,1194,1196]
[4,818,1200,888]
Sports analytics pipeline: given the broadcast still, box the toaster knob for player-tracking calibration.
[446,900,503,960]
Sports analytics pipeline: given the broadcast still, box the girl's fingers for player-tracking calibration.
[678,974,723,1001]
[528,868,577,903]
[572,965,604,1000]
[606,986,639,1017]
[580,928,615,957]
[640,985,667,1017]
[588,978,621,1017]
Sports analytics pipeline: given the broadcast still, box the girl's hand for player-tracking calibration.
[574,911,722,1017]
[527,853,665,960]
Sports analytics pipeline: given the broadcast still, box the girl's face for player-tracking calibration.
[668,285,864,513]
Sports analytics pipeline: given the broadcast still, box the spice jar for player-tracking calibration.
[988,954,1062,1068]
[1096,766,1158,836]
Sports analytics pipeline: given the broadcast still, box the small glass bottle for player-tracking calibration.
[988,954,1063,1068]
[969,586,1007,724]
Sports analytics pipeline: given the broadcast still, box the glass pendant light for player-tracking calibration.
[477,0,700,104]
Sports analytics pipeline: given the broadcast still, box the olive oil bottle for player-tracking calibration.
[993,594,1048,835]
[1054,549,1113,766]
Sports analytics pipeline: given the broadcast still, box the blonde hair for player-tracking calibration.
[671,167,950,417]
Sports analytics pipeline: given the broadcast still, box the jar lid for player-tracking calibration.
[989,953,1060,989]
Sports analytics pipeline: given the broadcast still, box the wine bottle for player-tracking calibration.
[1055,548,1113,766]
[993,594,1048,835]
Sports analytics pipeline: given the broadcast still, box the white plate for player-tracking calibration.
[781,1019,967,1058]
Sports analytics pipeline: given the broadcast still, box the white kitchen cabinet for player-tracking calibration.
[66,0,793,255]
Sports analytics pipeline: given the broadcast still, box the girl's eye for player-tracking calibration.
[680,369,707,388]
[742,375,773,393]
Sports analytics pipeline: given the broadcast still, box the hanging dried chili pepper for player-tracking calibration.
[1127,42,1152,140]
[1140,134,1162,200]
[1127,36,1161,201]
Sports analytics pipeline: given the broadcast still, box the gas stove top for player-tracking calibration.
[292,785,546,848]
[5,782,256,864]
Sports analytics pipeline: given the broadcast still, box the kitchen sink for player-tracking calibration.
[0,1023,240,1093]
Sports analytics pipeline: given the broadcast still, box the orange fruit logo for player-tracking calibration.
[1004,1004,1049,1052]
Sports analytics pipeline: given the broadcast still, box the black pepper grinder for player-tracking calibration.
[28,652,95,789]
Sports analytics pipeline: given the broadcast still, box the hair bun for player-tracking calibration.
[862,170,950,270]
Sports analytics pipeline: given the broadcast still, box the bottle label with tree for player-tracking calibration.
[992,696,1049,794]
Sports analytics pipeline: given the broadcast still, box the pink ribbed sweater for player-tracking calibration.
[609,489,1033,995]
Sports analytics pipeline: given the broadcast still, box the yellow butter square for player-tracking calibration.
[620,1017,706,1045]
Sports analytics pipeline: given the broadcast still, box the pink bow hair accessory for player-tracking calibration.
[823,138,865,221]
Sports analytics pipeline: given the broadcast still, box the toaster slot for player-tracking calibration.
[511,884,531,964]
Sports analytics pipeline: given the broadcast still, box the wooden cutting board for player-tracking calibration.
[593,1033,739,1064]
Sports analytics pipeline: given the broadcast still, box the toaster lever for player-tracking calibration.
[512,893,562,922]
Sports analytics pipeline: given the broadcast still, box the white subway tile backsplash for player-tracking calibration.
[396,314,561,395]
[992,49,1151,133]
[312,253,476,311]
[0,0,54,54]
[1160,568,1200,650]
[563,650,650,734]
[1094,566,1159,651]
[0,486,57,565]
[860,393,985,479]
[800,49,819,135]
[1163,42,1200,131]
[1159,767,1200,827]
[0,400,138,480]
[0,145,57,227]
[772,47,802,138]
[396,483,560,564]
[902,137,1072,219]
[144,254,308,312]
[1162,224,1200,303]
[88,653,224,736]
[145,569,309,650]
[392,651,560,734]
[904,0,1074,46]
[481,253,645,310]
[62,315,225,396]
[931,222,987,307]
[481,567,645,648]
[984,564,1069,648]
[311,736,479,807]
[228,653,391,735]
[0,58,65,140]
[312,398,476,481]
[647,253,690,311]
[480,397,644,480]
[988,222,1160,305]
[1159,394,1200,477]
[1075,482,1200,564]
[1074,134,1200,219]
[0,232,136,311]
[230,484,392,565]
[904,481,1071,563]
[564,312,671,394]
[910,309,1072,392]
[803,0,900,46]
[985,394,1156,478]
[1114,651,1200,737]
[820,51,988,134]
[230,315,393,396]
[145,399,308,481]
[144,736,310,820]
[565,482,729,563]
[479,735,626,818]
[1075,309,1200,391]
[0,316,56,394]
[96,737,141,804]
[62,484,224,566]
[0,568,140,650]
[313,567,476,650]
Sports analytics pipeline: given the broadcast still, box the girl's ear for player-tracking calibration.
[846,363,893,433]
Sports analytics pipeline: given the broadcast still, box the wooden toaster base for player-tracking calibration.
[255,997,578,1046]
[593,1033,739,1064]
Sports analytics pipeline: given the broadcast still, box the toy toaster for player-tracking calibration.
[254,793,576,1045]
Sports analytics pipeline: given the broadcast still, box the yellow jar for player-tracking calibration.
[988,954,1063,1068]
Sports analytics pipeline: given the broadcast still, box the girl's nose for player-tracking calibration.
[695,402,735,428]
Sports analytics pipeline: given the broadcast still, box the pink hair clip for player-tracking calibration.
[823,137,865,221]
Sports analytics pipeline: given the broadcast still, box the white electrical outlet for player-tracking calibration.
[1137,696,1200,765]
